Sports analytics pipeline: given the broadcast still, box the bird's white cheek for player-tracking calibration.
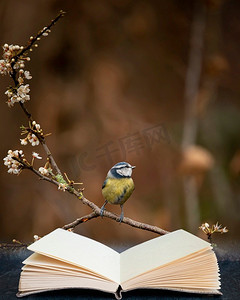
[116,168,132,177]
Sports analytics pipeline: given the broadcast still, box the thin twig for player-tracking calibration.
[12,10,66,62]
[62,212,98,230]
[41,141,62,176]
[19,102,32,120]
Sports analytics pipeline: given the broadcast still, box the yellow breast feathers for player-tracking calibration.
[102,177,135,205]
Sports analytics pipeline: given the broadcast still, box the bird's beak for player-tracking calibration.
[132,166,136,169]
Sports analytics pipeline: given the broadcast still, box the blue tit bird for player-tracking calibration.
[100,162,135,223]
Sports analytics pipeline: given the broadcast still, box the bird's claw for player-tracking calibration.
[100,207,105,218]
[119,212,124,223]
[100,201,107,218]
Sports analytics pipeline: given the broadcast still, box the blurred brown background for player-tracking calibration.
[0,0,240,246]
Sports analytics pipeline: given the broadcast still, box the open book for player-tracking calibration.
[17,228,221,299]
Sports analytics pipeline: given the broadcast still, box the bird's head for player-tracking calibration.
[107,162,136,179]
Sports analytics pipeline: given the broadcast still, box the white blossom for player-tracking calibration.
[39,167,49,176]
[213,222,221,231]
[199,222,228,236]
[58,183,68,192]
[20,138,28,145]
[5,90,13,97]
[24,70,32,80]
[1,43,32,102]
[32,121,41,131]
[2,44,12,61]
[3,149,24,175]
[42,27,51,37]
[0,59,7,75]
[1,43,33,107]
[6,94,18,107]
[13,60,25,70]
[1,44,22,74]
[8,164,20,174]
[28,133,39,146]
[18,76,24,85]
[32,152,42,159]
[204,222,209,228]
[5,84,30,107]
[33,235,39,241]
[221,227,228,233]
[3,156,12,166]
[17,84,30,102]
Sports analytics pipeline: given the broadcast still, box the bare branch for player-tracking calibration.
[41,141,62,176]
[63,209,169,235]
[12,10,66,62]
[63,212,98,230]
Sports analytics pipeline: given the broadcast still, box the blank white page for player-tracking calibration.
[28,228,120,283]
[120,230,210,283]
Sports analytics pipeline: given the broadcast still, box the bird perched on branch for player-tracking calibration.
[100,162,136,223]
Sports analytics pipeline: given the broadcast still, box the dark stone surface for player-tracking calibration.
[0,246,240,300]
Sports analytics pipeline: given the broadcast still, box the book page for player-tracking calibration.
[27,228,120,283]
[23,253,112,280]
[121,248,220,291]
[19,271,119,295]
[120,230,210,283]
